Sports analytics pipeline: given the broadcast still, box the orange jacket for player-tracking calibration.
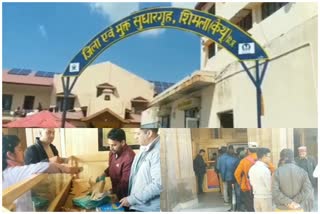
[234,153,275,192]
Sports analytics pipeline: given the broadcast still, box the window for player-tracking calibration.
[104,95,110,101]
[184,108,199,128]
[261,2,288,20]
[236,11,252,31]
[56,97,75,112]
[97,88,114,97]
[161,115,170,128]
[208,42,216,59]
[3,94,13,111]
[23,96,35,110]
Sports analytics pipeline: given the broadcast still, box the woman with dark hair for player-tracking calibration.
[2,135,82,211]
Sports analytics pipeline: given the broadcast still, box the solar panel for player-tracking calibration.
[19,69,32,75]
[45,72,55,77]
[35,71,47,77]
[149,80,174,94]
[35,71,57,78]
[8,68,21,74]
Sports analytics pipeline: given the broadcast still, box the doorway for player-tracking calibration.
[23,96,35,110]
[218,110,234,128]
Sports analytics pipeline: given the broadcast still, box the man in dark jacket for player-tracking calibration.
[97,128,135,203]
[24,128,64,164]
[193,149,207,194]
[273,149,314,211]
[295,146,317,190]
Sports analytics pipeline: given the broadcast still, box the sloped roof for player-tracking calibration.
[131,96,149,103]
[96,82,116,89]
[3,111,74,128]
[81,108,126,123]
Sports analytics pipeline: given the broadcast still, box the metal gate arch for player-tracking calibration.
[61,7,269,128]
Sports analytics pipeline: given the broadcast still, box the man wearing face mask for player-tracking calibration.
[96,128,135,204]
[24,128,66,164]
[119,128,161,212]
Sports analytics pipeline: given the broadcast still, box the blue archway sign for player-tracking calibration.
[63,7,268,77]
[61,7,269,128]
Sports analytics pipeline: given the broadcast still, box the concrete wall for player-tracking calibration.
[3,83,52,112]
[160,128,198,211]
[143,3,317,128]
[53,61,154,118]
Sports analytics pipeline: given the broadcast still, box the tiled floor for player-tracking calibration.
[178,191,318,212]
[180,192,231,212]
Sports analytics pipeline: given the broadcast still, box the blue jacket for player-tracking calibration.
[218,153,239,182]
[127,136,161,211]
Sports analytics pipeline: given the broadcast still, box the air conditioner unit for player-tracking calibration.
[186,117,199,128]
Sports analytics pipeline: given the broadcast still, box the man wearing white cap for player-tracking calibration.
[295,146,317,190]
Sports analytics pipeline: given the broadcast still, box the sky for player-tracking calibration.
[2,2,200,83]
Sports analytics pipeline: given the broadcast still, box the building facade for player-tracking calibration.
[142,2,318,128]
[52,61,155,127]
[3,62,170,127]
[2,69,53,123]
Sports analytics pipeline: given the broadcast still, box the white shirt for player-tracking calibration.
[139,136,160,152]
[248,161,272,198]
[2,162,50,211]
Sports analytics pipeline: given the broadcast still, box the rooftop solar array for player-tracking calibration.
[7,68,58,78]
[35,71,57,78]
[149,80,175,95]
[8,68,32,75]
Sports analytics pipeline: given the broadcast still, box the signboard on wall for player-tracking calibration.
[177,98,200,110]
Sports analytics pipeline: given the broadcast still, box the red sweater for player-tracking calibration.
[104,144,135,200]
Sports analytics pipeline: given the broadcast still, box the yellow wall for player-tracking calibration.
[23,128,140,190]
[191,128,248,160]
[2,128,28,151]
